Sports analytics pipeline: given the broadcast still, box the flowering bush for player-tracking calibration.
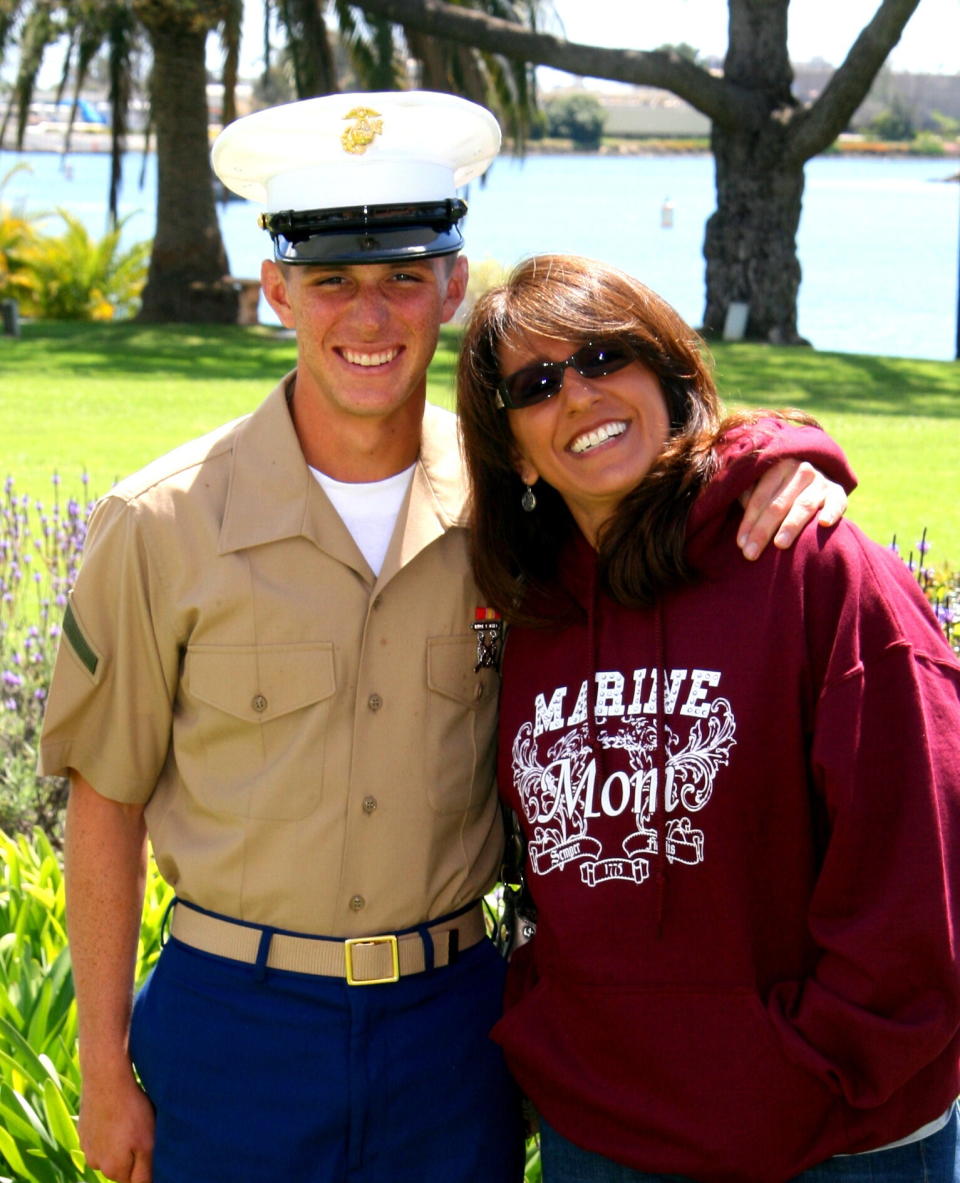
[0,475,92,842]
[890,529,958,655]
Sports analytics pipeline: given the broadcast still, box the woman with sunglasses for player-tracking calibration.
[457,255,960,1183]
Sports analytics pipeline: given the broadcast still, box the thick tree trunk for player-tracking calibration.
[700,0,807,344]
[136,16,237,323]
[702,123,807,344]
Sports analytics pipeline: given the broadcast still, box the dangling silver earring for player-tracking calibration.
[521,484,537,513]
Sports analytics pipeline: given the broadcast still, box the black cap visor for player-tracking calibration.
[262,199,467,265]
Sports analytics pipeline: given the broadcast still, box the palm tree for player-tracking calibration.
[133,0,242,322]
[0,0,242,323]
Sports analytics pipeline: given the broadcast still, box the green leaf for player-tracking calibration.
[0,1081,41,1143]
[42,1077,79,1151]
[0,1047,32,1090]
[0,1125,32,1178]
[19,1147,61,1183]
[8,1088,56,1151]
[0,1018,49,1091]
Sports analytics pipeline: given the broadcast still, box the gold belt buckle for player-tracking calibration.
[344,934,400,985]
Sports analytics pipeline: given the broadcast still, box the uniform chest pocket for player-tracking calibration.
[425,635,499,813]
[180,643,336,820]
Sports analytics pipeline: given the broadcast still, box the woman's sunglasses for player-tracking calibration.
[494,340,634,411]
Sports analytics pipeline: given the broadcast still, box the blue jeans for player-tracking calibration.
[539,1104,960,1182]
[131,934,524,1182]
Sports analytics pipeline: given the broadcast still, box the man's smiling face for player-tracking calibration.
[261,255,467,427]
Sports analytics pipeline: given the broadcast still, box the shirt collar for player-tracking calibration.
[218,374,469,577]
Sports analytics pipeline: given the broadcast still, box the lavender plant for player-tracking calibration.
[0,474,92,842]
[890,529,959,655]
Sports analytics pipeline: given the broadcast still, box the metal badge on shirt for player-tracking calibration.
[473,607,502,672]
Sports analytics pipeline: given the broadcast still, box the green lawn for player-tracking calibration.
[2,320,957,564]
[706,342,960,566]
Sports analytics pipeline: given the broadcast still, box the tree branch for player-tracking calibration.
[353,0,761,128]
[787,0,923,162]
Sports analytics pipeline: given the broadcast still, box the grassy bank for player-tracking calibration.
[704,341,960,564]
[1,320,957,563]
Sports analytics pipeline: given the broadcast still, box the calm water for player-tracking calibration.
[3,147,958,361]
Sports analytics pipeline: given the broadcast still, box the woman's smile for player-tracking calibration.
[567,419,629,455]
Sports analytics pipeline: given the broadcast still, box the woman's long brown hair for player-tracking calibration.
[457,254,730,626]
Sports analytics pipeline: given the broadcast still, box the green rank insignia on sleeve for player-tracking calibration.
[63,601,99,677]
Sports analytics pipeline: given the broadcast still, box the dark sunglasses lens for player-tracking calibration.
[507,365,563,408]
[576,342,632,377]
[501,342,632,409]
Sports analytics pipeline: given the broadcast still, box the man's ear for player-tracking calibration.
[439,255,469,324]
[260,259,296,329]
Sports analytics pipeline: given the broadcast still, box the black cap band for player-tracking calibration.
[260,199,468,265]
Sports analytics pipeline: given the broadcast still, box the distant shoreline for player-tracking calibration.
[5,128,957,162]
[504,136,960,160]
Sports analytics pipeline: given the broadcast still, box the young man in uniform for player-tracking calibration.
[40,91,851,1183]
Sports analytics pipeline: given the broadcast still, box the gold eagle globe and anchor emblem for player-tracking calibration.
[341,107,384,154]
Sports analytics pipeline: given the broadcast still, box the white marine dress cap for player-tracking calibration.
[211,90,502,264]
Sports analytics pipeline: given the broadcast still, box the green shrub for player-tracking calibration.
[2,166,149,322]
[908,131,946,156]
[17,213,150,322]
[866,96,916,142]
[0,165,45,310]
[544,93,607,150]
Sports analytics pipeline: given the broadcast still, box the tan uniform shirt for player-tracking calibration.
[40,378,504,936]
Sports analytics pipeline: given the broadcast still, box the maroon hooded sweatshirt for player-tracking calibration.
[493,423,960,1182]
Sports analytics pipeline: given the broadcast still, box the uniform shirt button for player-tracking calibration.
[362,795,378,814]
[252,694,268,713]
[350,894,366,911]
[367,693,383,712]
[474,683,485,701]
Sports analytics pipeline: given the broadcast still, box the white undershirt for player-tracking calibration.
[311,462,416,576]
